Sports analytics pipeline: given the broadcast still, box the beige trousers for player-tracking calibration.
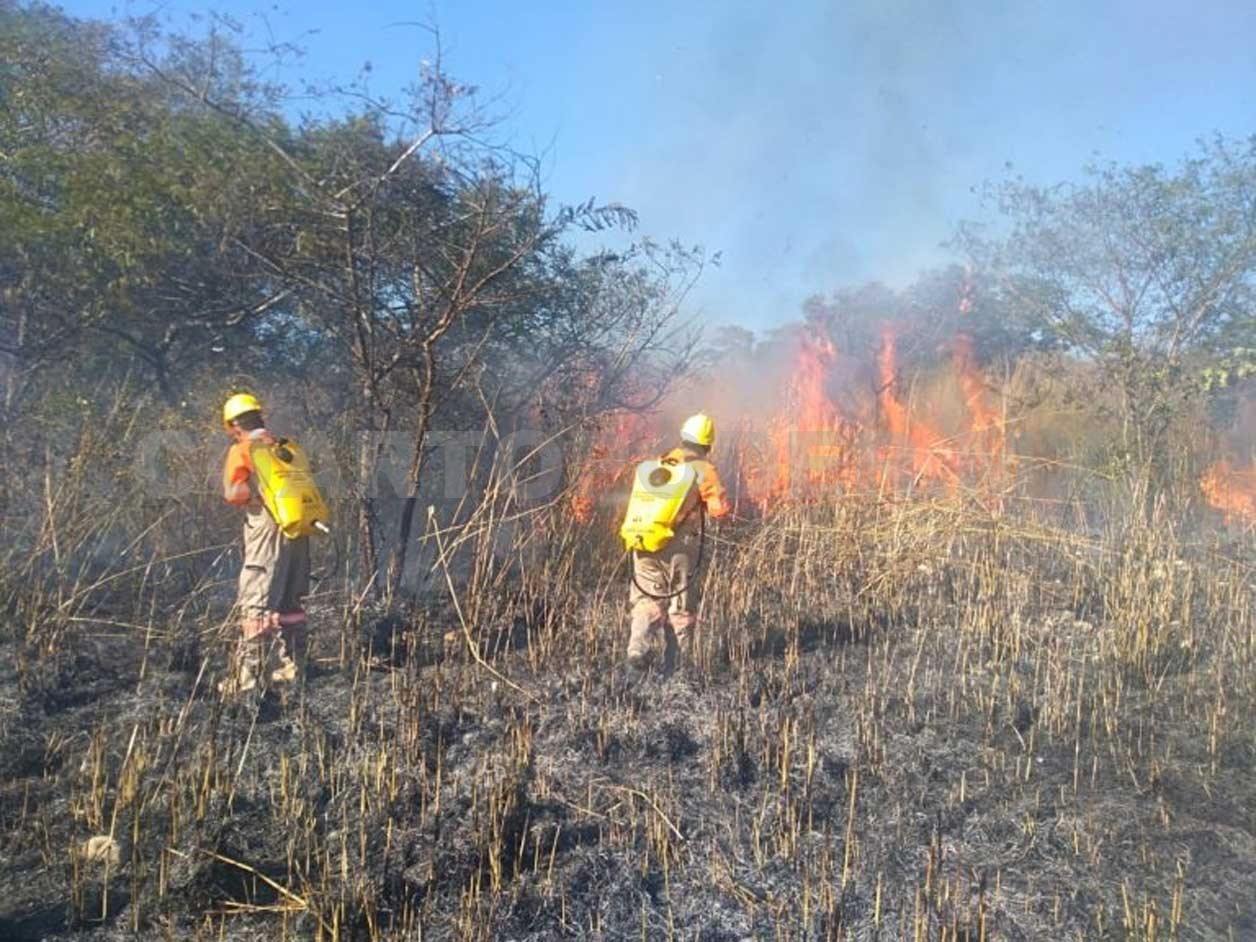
[224,507,311,693]
[237,507,310,623]
[627,532,700,665]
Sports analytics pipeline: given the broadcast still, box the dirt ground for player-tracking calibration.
[1,560,1254,942]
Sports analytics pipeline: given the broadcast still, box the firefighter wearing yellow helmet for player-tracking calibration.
[623,412,729,670]
[219,393,315,695]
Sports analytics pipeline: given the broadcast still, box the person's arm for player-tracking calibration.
[222,443,254,506]
[698,463,731,518]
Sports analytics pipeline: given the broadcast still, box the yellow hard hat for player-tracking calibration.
[680,413,715,447]
[222,393,263,428]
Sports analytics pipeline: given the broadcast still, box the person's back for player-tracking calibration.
[625,414,729,672]
[219,394,312,696]
[657,440,729,536]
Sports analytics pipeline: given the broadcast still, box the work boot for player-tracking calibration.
[627,599,664,666]
[668,612,696,648]
[219,641,263,696]
[271,620,309,685]
[667,612,697,671]
[662,633,680,675]
[623,646,659,694]
[626,630,655,672]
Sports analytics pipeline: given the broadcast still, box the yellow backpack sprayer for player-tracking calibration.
[620,457,698,553]
[619,456,707,599]
[249,437,331,539]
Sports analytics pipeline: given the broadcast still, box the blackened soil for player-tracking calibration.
[1,604,1254,941]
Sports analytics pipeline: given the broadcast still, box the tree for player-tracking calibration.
[120,14,703,598]
[0,2,706,599]
[0,2,295,411]
[957,137,1256,487]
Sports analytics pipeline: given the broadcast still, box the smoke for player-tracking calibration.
[559,0,1256,333]
[611,0,1016,323]
[570,264,1023,517]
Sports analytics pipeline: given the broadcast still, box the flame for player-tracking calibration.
[877,329,960,491]
[572,287,1013,516]
[759,326,861,502]
[571,410,657,522]
[952,334,1008,473]
[1201,459,1256,526]
[571,271,1243,531]
[953,336,994,436]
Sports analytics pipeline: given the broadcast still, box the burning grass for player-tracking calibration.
[574,309,1021,527]
[1200,459,1256,529]
[1,484,1254,940]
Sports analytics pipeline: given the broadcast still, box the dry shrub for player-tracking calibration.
[0,433,1253,941]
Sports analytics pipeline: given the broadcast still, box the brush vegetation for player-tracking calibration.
[1,3,1255,940]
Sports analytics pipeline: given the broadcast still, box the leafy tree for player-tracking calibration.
[957,137,1256,487]
[0,2,706,599]
[0,2,295,411]
[117,11,702,596]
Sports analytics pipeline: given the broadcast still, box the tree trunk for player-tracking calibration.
[386,424,428,601]
[386,347,438,600]
[357,437,381,597]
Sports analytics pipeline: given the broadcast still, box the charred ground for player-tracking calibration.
[1,500,1253,941]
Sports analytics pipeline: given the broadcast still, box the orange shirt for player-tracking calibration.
[222,441,253,506]
[662,446,730,520]
[222,430,275,506]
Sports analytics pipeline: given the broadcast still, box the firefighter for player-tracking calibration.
[219,393,312,695]
[626,413,730,670]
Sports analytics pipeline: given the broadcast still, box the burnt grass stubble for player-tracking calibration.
[1,500,1254,940]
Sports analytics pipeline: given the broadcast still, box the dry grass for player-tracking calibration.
[0,459,1253,940]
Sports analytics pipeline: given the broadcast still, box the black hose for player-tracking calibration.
[628,503,706,601]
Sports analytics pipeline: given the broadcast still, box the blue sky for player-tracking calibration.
[65,0,1256,330]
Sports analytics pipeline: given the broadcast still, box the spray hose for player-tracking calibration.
[627,504,707,601]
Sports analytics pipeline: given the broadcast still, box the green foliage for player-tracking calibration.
[0,2,300,406]
[0,1,705,596]
[1199,347,1256,392]
[957,137,1256,483]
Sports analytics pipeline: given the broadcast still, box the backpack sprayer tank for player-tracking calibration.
[619,458,697,553]
[248,438,331,539]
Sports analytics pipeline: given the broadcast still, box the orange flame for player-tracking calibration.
[1201,459,1256,527]
[877,329,961,491]
[573,294,1013,515]
[952,334,1007,472]
[759,327,861,502]
[571,410,657,522]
